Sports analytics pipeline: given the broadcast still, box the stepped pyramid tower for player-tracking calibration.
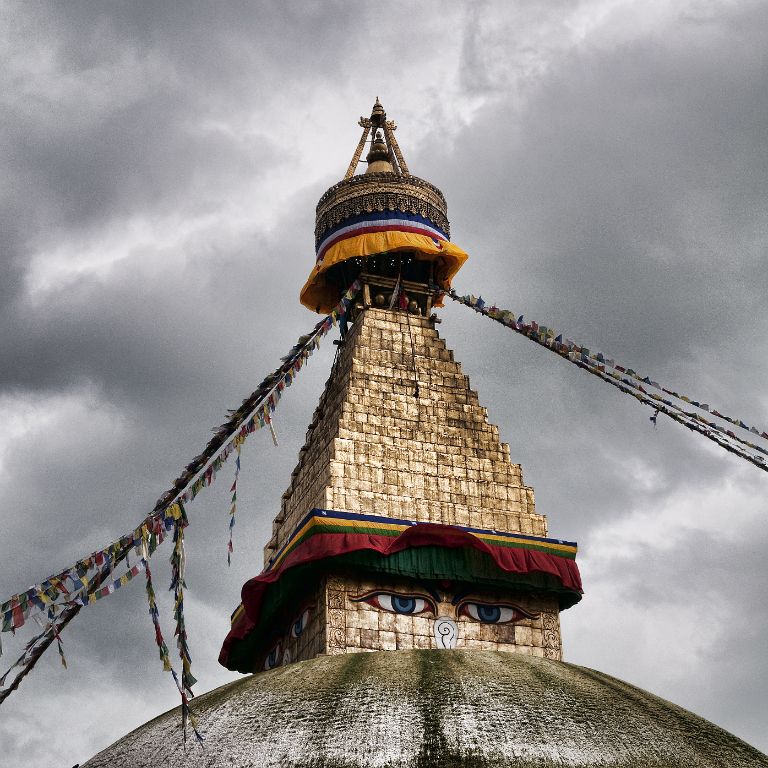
[250,299,569,665]
[82,102,768,768]
[219,99,581,673]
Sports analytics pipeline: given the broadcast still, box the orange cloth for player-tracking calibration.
[299,230,469,313]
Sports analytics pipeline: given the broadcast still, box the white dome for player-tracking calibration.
[82,650,767,767]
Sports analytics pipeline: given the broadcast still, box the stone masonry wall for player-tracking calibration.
[264,308,546,564]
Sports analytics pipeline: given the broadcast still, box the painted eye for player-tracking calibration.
[461,603,524,624]
[290,608,311,638]
[263,644,281,670]
[352,591,434,616]
[377,594,427,615]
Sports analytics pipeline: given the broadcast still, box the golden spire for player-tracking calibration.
[344,98,410,179]
[302,100,467,314]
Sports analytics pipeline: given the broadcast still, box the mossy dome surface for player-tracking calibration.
[83,650,767,768]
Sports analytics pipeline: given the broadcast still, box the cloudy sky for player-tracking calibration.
[1,1,767,765]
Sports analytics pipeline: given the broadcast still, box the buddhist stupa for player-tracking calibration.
[82,101,768,768]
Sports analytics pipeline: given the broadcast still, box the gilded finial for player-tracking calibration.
[365,129,393,174]
[371,98,386,127]
[346,98,410,180]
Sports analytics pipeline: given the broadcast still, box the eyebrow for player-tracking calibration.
[422,585,442,604]
[451,596,540,619]
[350,588,438,606]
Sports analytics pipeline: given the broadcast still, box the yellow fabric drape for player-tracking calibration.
[299,230,469,313]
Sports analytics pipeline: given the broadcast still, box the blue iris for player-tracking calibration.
[476,604,502,623]
[391,595,417,614]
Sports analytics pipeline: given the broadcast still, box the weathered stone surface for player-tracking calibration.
[82,650,768,768]
[265,308,546,567]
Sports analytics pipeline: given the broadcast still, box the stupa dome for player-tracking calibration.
[82,650,766,767]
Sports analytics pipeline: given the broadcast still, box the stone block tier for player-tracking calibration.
[264,307,546,565]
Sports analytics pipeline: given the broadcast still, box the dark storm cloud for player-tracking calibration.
[0,219,307,396]
[1,2,767,766]
[38,0,363,85]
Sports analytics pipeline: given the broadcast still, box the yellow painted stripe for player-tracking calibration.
[230,603,245,626]
[300,231,468,313]
[476,532,577,555]
[271,516,410,566]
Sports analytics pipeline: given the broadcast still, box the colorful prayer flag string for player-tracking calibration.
[0,279,362,713]
[169,506,195,694]
[157,278,362,513]
[266,409,278,447]
[144,557,172,672]
[228,445,241,566]
[165,507,203,744]
[0,279,362,643]
[0,503,177,640]
[0,550,125,705]
[143,535,203,741]
[447,289,768,447]
[80,561,146,605]
[0,624,50,695]
[448,289,768,474]
[0,278,364,738]
[50,610,67,670]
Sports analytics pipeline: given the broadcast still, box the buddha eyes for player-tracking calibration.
[265,607,311,671]
[263,643,281,671]
[351,591,530,625]
[352,591,435,616]
[459,602,526,625]
[290,608,311,638]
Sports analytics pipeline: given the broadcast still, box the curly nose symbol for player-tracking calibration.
[434,616,458,649]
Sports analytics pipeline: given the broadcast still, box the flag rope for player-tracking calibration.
[447,288,768,473]
[228,444,241,566]
[0,279,362,720]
